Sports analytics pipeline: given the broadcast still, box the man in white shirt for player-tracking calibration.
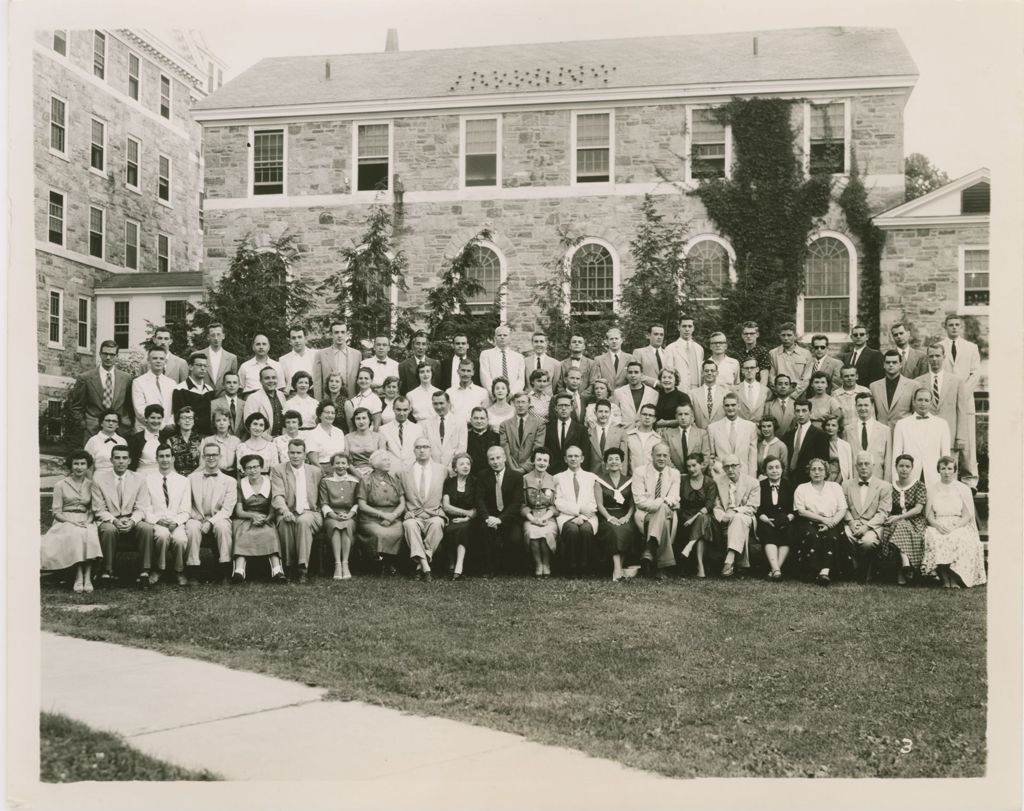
[90,446,153,585]
[144,444,192,586]
[688,359,730,429]
[423,391,467,470]
[237,334,284,395]
[446,359,489,425]
[479,324,526,394]
[833,365,871,429]
[151,326,188,383]
[916,344,970,460]
[707,332,740,387]
[84,410,127,475]
[892,388,951,486]
[707,393,758,477]
[279,325,318,395]
[365,334,399,391]
[201,322,238,395]
[406,363,443,423]
[401,438,448,581]
[938,315,981,488]
[665,315,704,390]
[442,333,478,390]
[593,327,634,391]
[242,367,289,436]
[521,331,562,393]
[889,322,928,379]
[768,322,812,397]
[380,397,423,472]
[625,403,662,471]
[131,347,175,430]
[632,323,669,388]
[631,442,681,578]
[845,392,891,481]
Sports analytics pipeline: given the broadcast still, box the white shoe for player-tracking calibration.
[82,580,94,593]
[341,563,352,580]
[72,580,84,593]
[333,563,345,580]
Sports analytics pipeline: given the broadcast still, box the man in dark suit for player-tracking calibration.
[398,331,442,395]
[499,392,546,474]
[559,333,596,396]
[544,393,590,474]
[209,372,245,437]
[200,322,239,396]
[66,340,134,442]
[441,333,479,390]
[843,325,884,386]
[548,367,588,423]
[782,400,830,485]
[476,445,524,577]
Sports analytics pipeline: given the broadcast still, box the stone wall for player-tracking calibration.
[36,251,109,380]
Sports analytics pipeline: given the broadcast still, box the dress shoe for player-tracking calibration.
[176,574,188,586]
[231,570,245,584]
[721,562,734,577]
[421,571,433,582]
[272,571,288,583]
[333,563,345,580]
[451,572,462,581]
[148,571,162,586]
[639,559,652,578]
[815,573,831,587]
[137,572,151,588]
[654,569,668,581]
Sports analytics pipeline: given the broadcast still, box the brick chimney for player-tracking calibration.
[385,28,399,52]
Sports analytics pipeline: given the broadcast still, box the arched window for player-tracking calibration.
[799,234,856,336]
[464,244,504,317]
[684,236,734,302]
[568,241,617,316]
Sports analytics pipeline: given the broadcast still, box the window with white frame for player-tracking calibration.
[124,219,140,269]
[126,137,140,190]
[158,154,171,202]
[690,109,727,179]
[159,75,171,119]
[199,191,205,231]
[809,102,846,175]
[47,190,65,245]
[252,129,285,195]
[685,238,733,302]
[90,119,105,172]
[463,118,499,187]
[165,299,187,327]
[88,207,104,259]
[93,31,106,79]
[356,123,390,191]
[50,96,66,155]
[157,233,170,272]
[53,30,67,56]
[802,236,852,334]
[77,296,92,350]
[464,244,504,315]
[48,289,63,347]
[574,112,611,183]
[569,241,616,315]
[128,53,140,101]
[113,301,130,349]
[960,247,989,310]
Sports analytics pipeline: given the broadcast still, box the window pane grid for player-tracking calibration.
[692,109,724,143]
[50,98,65,152]
[125,221,139,269]
[93,31,105,78]
[114,302,129,349]
[810,104,844,140]
[358,124,389,158]
[576,114,609,147]
[78,298,90,348]
[48,192,64,245]
[687,241,729,300]
[465,119,497,154]
[89,207,103,258]
[570,244,614,313]
[803,298,849,334]
[804,237,850,332]
[128,54,140,100]
[963,249,989,306]
[160,76,171,118]
[126,139,139,187]
[253,131,284,193]
[49,291,62,343]
[90,120,104,170]
[158,155,170,201]
[465,246,501,313]
[158,234,169,272]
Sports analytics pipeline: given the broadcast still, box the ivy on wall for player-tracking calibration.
[837,152,885,345]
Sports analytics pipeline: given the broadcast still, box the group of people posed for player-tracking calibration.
[42,312,986,591]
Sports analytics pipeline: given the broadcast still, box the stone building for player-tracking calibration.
[195,27,917,346]
[34,29,224,420]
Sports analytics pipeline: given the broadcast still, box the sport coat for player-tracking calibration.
[870,376,921,430]
[631,464,682,529]
[613,384,659,428]
[201,348,238,395]
[544,418,591,474]
[67,366,134,441]
[842,476,892,528]
[91,470,150,523]
[664,339,704,390]
[624,429,662,475]
[499,413,546,474]
[687,384,731,429]
[938,337,981,392]
[764,396,796,437]
[659,425,711,471]
[734,381,770,423]
[844,419,892,482]
[593,351,634,391]
[521,351,563,393]
[559,356,597,396]
[548,389,589,424]
[143,470,191,525]
[164,353,189,384]
[807,354,844,391]
[398,355,443,396]
[588,423,629,477]
[269,462,322,516]
[844,345,885,386]
[782,422,831,484]
[379,419,425,472]
[209,395,246,437]
[916,371,970,447]
[421,414,468,471]
[314,345,365,400]
[756,437,789,476]
[242,389,289,434]
[476,466,524,525]
[188,469,238,523]
[632,345,671,388]
[712,472,761,520]
[479,347,525,395]
[894,346,928,380]
[401,461,448,518]
[707,417,759,477]
[131,372,175,430]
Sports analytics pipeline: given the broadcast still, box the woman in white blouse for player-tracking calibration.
[585,378,624,430]
[379,376,401,426]
[792,457,851,586]
[554,445,600,579]
[285,371,319,429]
[304,401,347,474]
[344,368,384,430]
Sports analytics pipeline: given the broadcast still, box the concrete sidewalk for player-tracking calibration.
[41,632,689,807]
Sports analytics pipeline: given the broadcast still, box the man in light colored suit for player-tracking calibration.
[660,404,710,472]
[892,389,951,486]
[632,323,669,388]
[707,393,758,477]
[152,326,188,383]
[521,331,562,394]
[614,360,659,428]
[843,451,893,581]
[67,340,134,442]
[314,322,363,399]
[553,446,600,578]
[939,315,981,488]
[401,438,448,581]
[870,350,921,430]
[423,391,467,471]
[763,374,797,437]
[735,358,769,423]
[243,367,289,436]
[201,322,238,396]
[270,438,323,582]
[91,445,154,585]
[712,454,760,576]
[845,392,892,481]
[209,372,245,437]
[807,335,844,391]
[379,397,423,472]
[143,444,192,586]
[186,442,238,585]
[479,324,525,395]
[688,359,730,429]
[664,314,704,390]
[916,344,970,461]
[499,391,545,474]
[889,322,928,380]
[559,334,596,396]
[131,347,176,431]
[631,443,681,578]
[279,325,319,395]
[588,398,629,477]
[593,327,634,392]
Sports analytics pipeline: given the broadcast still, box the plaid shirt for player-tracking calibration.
[733,344,772,375]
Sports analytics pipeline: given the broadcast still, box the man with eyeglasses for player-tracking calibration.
[808,335,844,391]
[712,454,760,577]
[734,321,770,386]
[67,339,134,442]
[186,442,238,585]
[735,359,769,423]
[843,325,884,385]
[707,332,739,387]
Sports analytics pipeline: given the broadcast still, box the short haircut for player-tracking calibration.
[774,374,792,385]
[291,370,313,389]
[809,370,830,384]
[741,321,759,331]
[282,409,302,424]
[244,412,267,429]
[330,321,349,332]
[593,398,611,410]
[851,324,867,333]
[638,403,657,416]
[603,447,624,462]
[223,370,240,381]
[66,449,94,469]
[928,342,946,355]
[490,376,510,397]
[239,454,264,470]
[458,358,475,370]
[99,339,119,353]
[175,406,195,418]
[647,323,665,333]
[287,438,307,451]
[677,314,694,323]
[289,325,306,335]
[894,453,915,467]
[944,313,962,325]
[432,390,451,402]
[779,322,796,333]
[315,399,338,419]
[883,349,902,361]
[511,390,530,403]
[722,392,738,404]
[936,454,957,471]
[470,406,489,418]
[259,366,277,379]
[329,451,350,466]
[143,404,165,418]
[531,331,547,340]
[702,359,718,370]
[189,352,208,365]
[684,451,706,465]
[554,392,574,405]
[625,360,643,371]
[529,368,549,384]
[759,415,778,430]
[110,445,130,457]
[211,408,231,424]
[207,322,224,333]
[416,361,433,374]
[854,392,873,403]
[709,331,726,342]
[810,334,829,346]
[99,409,121,423]
[153,325,171,337]
[761,454,782,469]
[350,406,373,425]
[531,446,551,462]
[793,398,811,411]
[147,346,167,357]
[155,443,173,456]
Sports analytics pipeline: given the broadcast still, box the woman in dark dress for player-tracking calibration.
[654,368,691,429]
[675,452,718,578]
[319,451,361,580]
[441,453,479,579]
[164,406,205,475]
[231,454,286,583]
[596,447,639,581]
[465,407,500,476]
[756,455,795,580]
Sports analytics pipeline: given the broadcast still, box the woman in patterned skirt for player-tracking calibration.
[882,453,928,585]
[522,447,558,577]
[346,407,387,480]
[356,449,406,575]
[164,406,205,475]
[791,457,852,586]
[319,451,360,580]
[922,456,986,589]
[40,450,102,592]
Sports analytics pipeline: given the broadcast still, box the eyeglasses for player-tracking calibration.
[852,332,866,338]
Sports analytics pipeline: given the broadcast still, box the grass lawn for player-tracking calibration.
[40,712,219,782]
[41,575,986,779]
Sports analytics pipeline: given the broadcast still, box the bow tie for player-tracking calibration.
[858,481,870,486]
[376,360,388,364]
[203,473,220,478]
[104,437,117,444]
[770,484,779,490]
[915,415,929,420]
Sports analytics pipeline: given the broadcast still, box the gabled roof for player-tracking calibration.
[874,167,990,228]
[94,272,204,291]
[194,26,917,115]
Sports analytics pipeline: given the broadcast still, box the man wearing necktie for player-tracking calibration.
[131,346,175,430]
[90,446,154,585]
[143,445,191,586]
[499,391,546,474]
[269,439,323,583]
[544,393,590,474]
[553,446,599,578]
[186,442,238,585]
[665,315,704,390]
[522,331,562,393]
[892,388,951,486]
[712,454,760,577]
[594,327,634,390]
[84,409,128,474]
[243,367,289,437]
[842,451,893,582]
[68,340,134,442]
[380,397,423,472]
[479,325,525,394]
[426,391,467,471]
[634,323,668,388]
[401,439,447,581]
[843,392,891,481]
[917,342,974,488]
[209,372,245,437]
[477,446,524,577]
[783,400,830,485]
[631,443,681,578]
